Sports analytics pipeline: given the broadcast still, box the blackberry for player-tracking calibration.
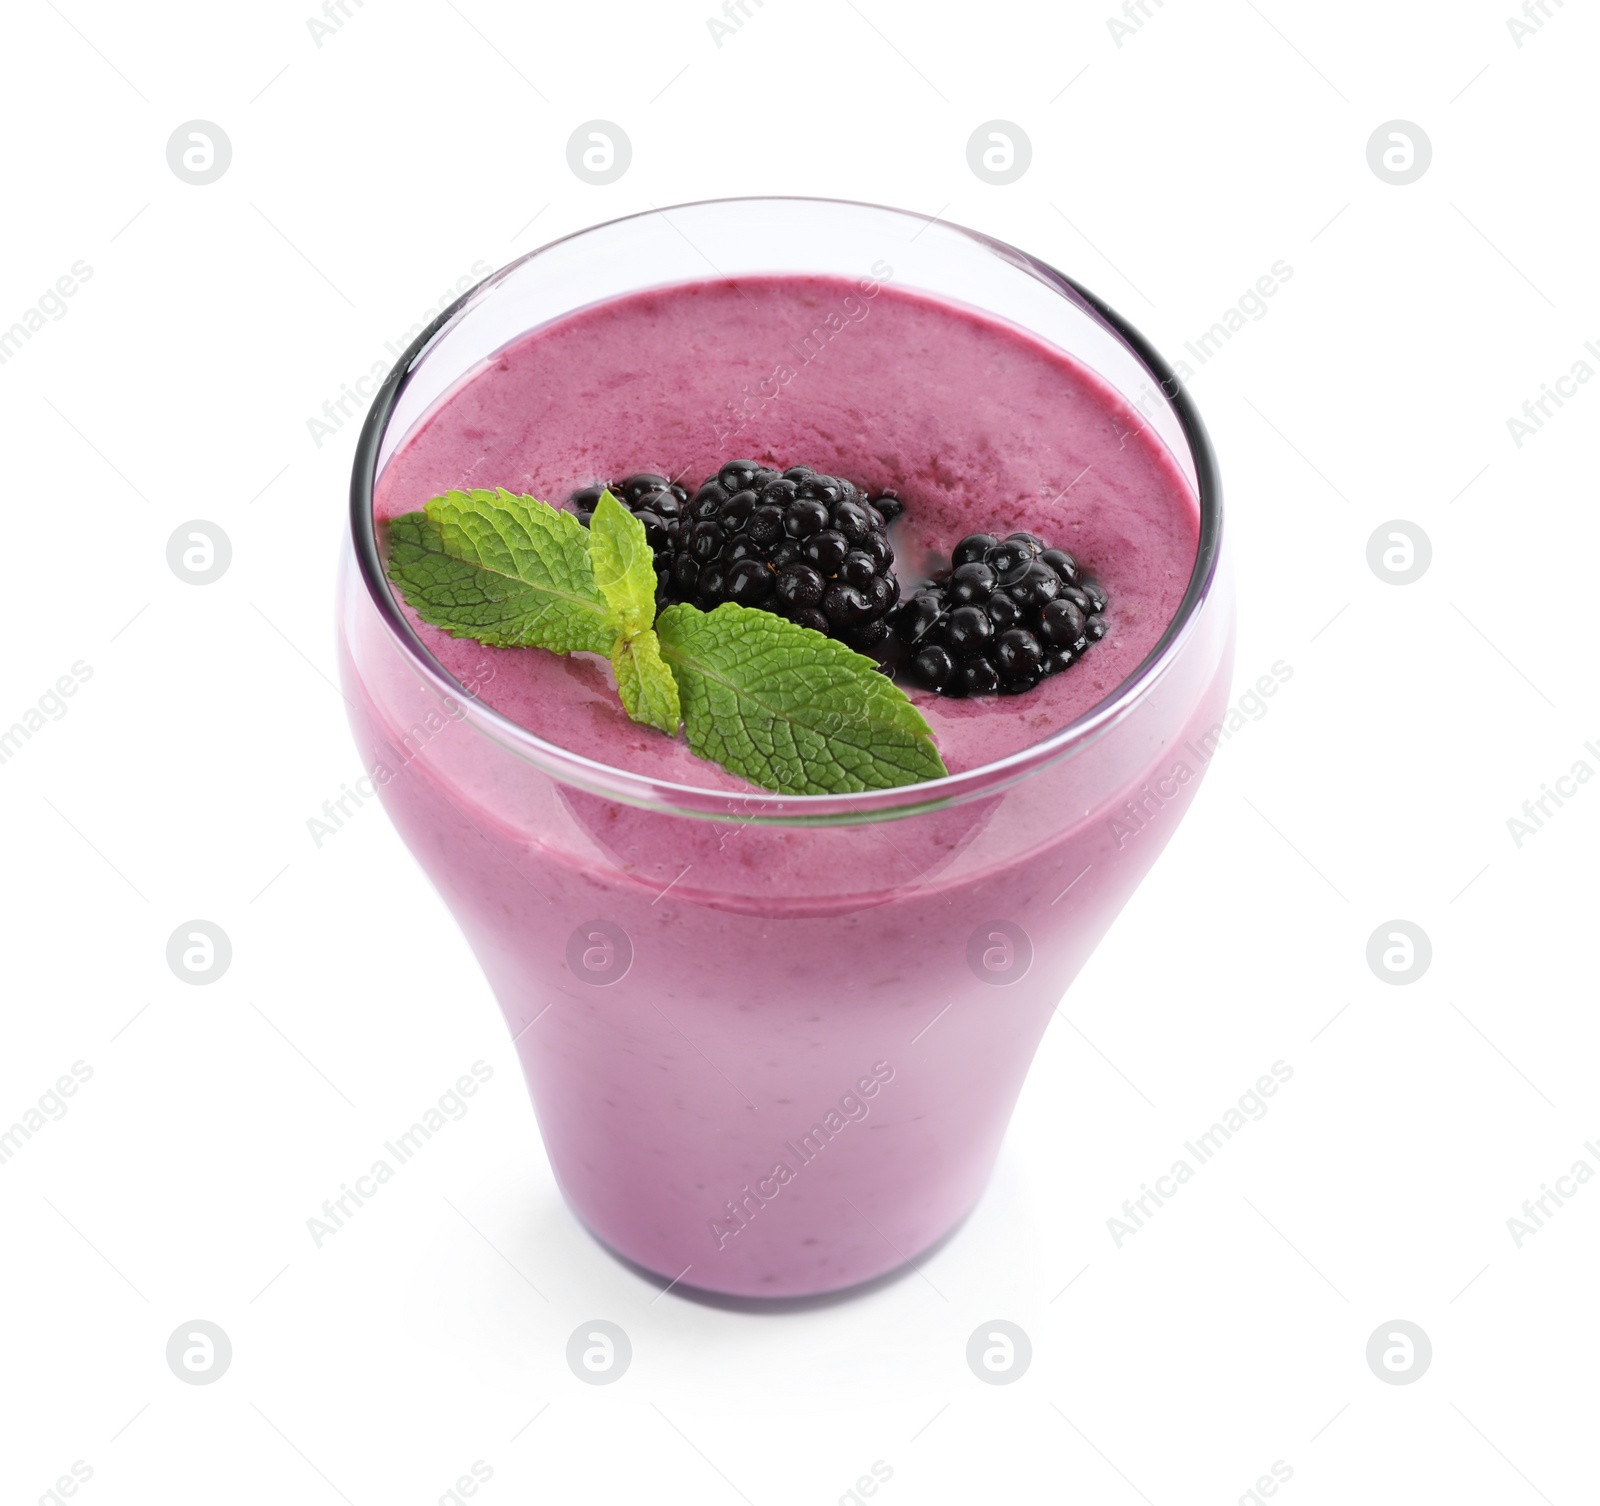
[1010,561,1062,611]
[888,528,1111,697]
[775,563,825,608]
[985,590,1024,631]
[567,463,905,649]
[942,604,993,658]
[896,591,945,645]
[984,540,1034,584]
[1039,548,1079,585]
[994,627,1043,680]
[913,644,955,689]
[621,473,672,505]
[1039,596,1088,651]
[949,562,996,604]
[785,499,830,538]
[957,657,1001,696]
[841,550,877,589]
[953,532,998,566]
[725,556,775,607]
[823,582,874,627]
[803,529,849,574]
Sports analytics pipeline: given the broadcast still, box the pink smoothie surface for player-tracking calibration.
[373,275,1199,786]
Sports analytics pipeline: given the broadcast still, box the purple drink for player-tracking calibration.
[339,200,1232,1299]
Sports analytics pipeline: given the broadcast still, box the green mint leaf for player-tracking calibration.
[611,626,681,736]
[385,488,619,655]
[589,491,680,734]
[655,603,947,795]
[587,490,658,639]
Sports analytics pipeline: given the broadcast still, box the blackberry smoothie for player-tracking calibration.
[377,276,1191,781]
[341,210,1231,1299]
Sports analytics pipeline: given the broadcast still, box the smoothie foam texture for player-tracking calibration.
[371,274,1201,791]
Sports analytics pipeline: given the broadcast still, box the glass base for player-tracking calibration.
[583,1208,976,1311]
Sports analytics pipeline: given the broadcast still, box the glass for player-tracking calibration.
[337,198,1233,1302]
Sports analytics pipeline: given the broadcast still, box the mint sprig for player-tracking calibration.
[587,490,657,637]
[611,624,680,736]
[385,488,615,655]
[657,603,945,794]
[384,487,947,796]
[587,490,681,733]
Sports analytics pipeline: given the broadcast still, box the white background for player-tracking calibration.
[2,1,1596,1502]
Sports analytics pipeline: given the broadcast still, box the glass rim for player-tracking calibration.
[348,194,1224,825]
